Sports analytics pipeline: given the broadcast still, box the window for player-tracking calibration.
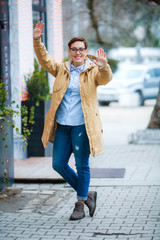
[32,0,47,46]
[155,68,160,77]
[147,69,157,78]
[32,0,45,6]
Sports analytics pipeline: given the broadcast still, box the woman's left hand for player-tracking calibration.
[93,48,108,68]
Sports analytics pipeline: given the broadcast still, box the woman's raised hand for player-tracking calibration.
[33,21,45,40]
[93,48,108,68]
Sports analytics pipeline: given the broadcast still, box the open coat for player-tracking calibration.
[33,39,113,156]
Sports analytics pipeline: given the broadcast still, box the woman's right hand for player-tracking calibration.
[33,21,45,40]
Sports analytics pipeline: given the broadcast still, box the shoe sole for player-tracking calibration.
[69,214,85,221]
[90,191,97,217]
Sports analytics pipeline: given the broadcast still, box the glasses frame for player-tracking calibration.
[70,47,86,54]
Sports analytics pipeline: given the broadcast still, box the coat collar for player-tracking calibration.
[64,54,98,72]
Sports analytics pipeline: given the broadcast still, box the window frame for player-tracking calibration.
[32,0,47,47]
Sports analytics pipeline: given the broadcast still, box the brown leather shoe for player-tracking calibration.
[70,202,85,221]
[85,191,97,217]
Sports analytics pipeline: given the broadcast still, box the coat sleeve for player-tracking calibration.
[33,39,60,77]
[95,64,113,86]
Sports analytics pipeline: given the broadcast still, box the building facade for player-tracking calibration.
[0,0,63,160]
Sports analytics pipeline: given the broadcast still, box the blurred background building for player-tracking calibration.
[0,0,63,160]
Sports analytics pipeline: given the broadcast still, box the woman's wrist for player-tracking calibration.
[99,64,107,69]
[33,37,40,41]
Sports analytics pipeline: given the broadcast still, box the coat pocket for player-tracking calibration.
[53,79,63,92]
[53,85,62,92]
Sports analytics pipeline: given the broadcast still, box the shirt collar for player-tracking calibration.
[70,62,85,74]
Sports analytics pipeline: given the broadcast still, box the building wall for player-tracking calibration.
[9,0,34,160]
[9,0,64,160]
[46,0,63,91]
[9,0,34,104]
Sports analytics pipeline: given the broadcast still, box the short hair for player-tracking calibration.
[68,37,88,49]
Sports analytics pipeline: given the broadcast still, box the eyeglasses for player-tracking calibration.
[70,47,86,53]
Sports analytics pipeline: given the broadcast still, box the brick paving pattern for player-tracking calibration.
[0,185,160,240]
[1,143,160,240]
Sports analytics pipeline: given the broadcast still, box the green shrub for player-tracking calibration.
[107,58,119,73]
[0,80,34,185]
[25,59,51,102]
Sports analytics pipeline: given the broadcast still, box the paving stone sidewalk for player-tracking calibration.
[90,144,160,186]
[0,144,160,240]
[0,185,160,240]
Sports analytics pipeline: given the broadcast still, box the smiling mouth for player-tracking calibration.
[75,56,81,59]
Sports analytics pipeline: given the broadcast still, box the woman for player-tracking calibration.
[33,21,113,220]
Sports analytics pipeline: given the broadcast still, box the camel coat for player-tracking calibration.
[33,39,113,156]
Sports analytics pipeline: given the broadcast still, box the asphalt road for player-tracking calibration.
[99,100,156,145]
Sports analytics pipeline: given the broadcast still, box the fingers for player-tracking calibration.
[97,48,107,58]
[35,21,45,31]
[40,21,45,31]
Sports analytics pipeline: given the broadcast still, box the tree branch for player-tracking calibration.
[150,0,160,5]
[136,0,160,5]
[87,0,104,44]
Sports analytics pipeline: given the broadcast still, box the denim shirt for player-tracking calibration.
[56,62,85,126]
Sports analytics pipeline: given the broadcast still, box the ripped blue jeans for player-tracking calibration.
[52,123,90,201]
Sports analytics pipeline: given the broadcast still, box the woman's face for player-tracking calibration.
[68,41,88,67]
